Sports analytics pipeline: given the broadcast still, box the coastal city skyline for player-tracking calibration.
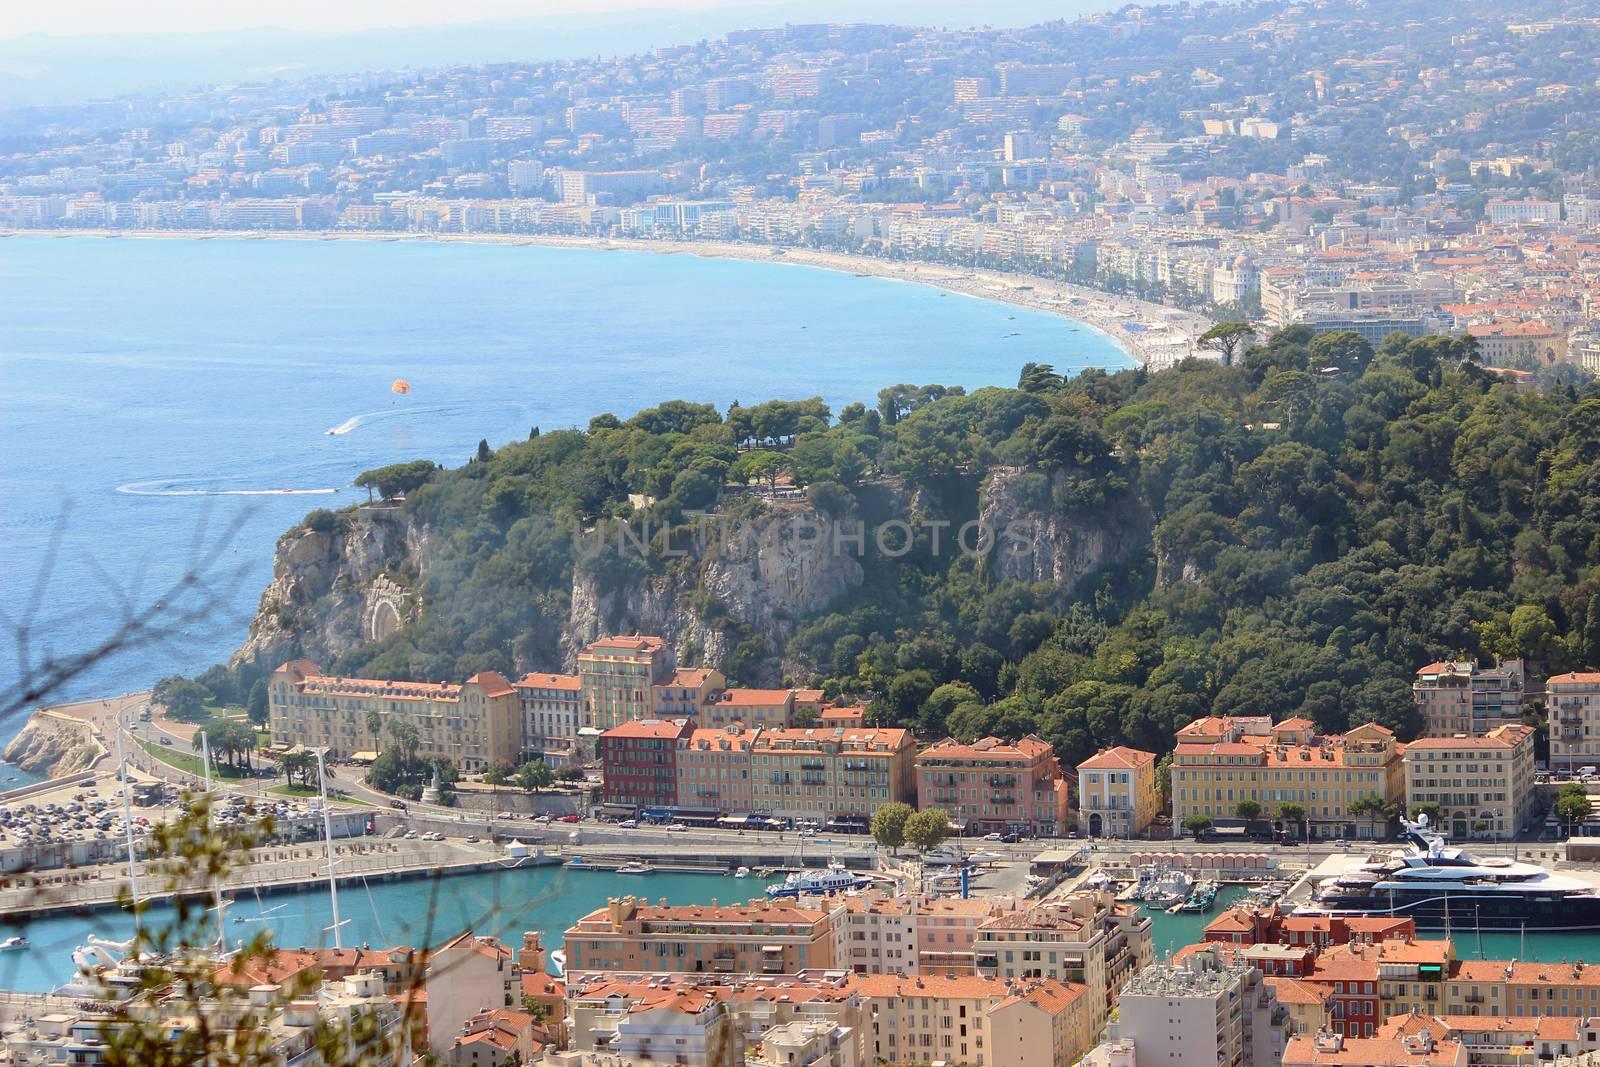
[3,0,1600,1065]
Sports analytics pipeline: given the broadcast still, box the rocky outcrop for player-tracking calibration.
[564,500,864,679]
[2,712,102,778]
[977,466,1151,592]
[232,506,426,669]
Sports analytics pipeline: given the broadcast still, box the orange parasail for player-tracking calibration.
[391,379,411,395]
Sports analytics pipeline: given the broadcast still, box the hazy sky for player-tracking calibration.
[5,0,791,38]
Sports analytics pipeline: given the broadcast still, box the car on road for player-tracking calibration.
[388,800,407,810]
[497,811,515,819]
[560,814,581,823]
[800,828,817,837]
[1334,839,1348,849]
[533,814,552,823]
[422,832,444,841]
[403,830,418,839]
[618,819,638,828]
[159,737,172,746]
[665,823,688,832]
[465,835,480,843]
[982,832,1004,841]
[1000,832,1021,843]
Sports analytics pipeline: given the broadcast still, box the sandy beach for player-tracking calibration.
[3,228,1212,367]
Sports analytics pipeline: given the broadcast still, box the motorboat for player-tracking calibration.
[734,866,751,878]
[1294,815,1600,930]
[0,936,28,951]
[767,867,872,898]
[549,949,566,977]
[1144,869,1194,910]
[616,861,653,875]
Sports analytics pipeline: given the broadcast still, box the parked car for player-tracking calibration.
[1000,832,1021,843]
[665,823,688,832]
[159,737,172,746]
[982,832,1004,841]
[560,814,581,823]
[388,800,407,811]
[465,834,480,843]
[800,828,817,837]
[618,819,639,829]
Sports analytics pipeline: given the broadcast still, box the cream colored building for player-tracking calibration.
[840,973,1091,1067]
[1076,746,1159,838]
[564,896,842,976]
[1403,724,1536,840]
[1548,671,1600,772]
[1169,717,1404,840]
[578,635,672,731]
[268,660,521,772]
[972,890,1152,1037]
[514,672,580,759]
[747,727,916,828]
[565,973,868,1067]
[839,893,917,975]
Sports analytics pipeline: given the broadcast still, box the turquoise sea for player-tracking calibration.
[0,235,1131,740]
[0,870,1591,993]
[0,864,751,993]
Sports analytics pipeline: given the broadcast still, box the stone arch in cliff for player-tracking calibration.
[367,598,403,642]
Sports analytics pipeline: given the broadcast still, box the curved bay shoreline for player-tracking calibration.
[3,228,1211,368]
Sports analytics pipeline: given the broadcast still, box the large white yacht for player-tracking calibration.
[1295,815,1600,930]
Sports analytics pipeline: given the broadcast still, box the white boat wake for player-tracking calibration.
[117,479,341,497]
[324,404,455,435]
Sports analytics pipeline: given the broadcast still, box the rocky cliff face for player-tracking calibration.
[977,466,1151,593]
[2,713,102,778]
[232,507,426,670]
[564,500,864,680]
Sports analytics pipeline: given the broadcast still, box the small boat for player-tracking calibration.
[734,866,751,878]
[0,936,29,951]
[1176,880,1219,913]
[616,861,653,875]
[1145,869,1194,910]
[549,949,566,977]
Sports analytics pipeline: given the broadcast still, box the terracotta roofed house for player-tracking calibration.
[916,735,1070,837]
[1076,746,1158,839]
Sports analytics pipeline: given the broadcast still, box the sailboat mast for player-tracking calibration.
[315,749,344,950]
[202,732,227,949]
[115,713,142,936]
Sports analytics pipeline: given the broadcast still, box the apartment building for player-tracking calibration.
[564,973,867,1067]
[654,668,726,719]
[914,735,1070,837]
[917,896,1024,975]
[267,660,520,771]
[1114,948,1291,1067]
[676,725,758,813]
[1547,671,1600,771]
[1411,660,1526,738]
[842,973,1091,1067]
[747,727,916,829]
[578,635,672,730]
[1282,1028,1465,1067]
[1402,724,1537,840]
[973,891,1153,1037]
[513,672,580,758]
[564,896,841,976]
[1169,717,1404,840]
[1076,746,1159,838]
[840,894,917,975]
[598,719,694,811]
[700,688,797,728]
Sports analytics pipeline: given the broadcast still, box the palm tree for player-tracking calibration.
[389,719,420,771]
[367,710,382,756]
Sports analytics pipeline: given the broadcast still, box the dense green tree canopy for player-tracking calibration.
[219,331,1600,768]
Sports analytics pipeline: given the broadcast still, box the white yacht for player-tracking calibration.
[1296,815,1600,930]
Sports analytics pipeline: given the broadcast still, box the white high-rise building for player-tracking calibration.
[1110,947,1290,1067]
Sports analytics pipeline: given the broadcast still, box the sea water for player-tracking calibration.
[0,235,1131,738]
